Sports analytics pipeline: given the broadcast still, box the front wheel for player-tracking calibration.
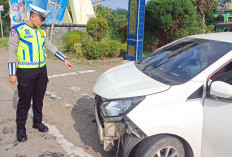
[131,135,185,157]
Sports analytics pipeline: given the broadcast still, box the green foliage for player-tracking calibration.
[81,39,123,59]
[120,24,128,43]
[191,0,220,29]
[145,0,196,49]
[175,15,205,39]
[101,40,110,57]
[62,31,89,53]
[96,5,128,42]
[82,40,105,59]
[86,17,109,41]
[74,43,83,58]
[108,40,122,58]
[120,43,127,59]
[0,0,11,36]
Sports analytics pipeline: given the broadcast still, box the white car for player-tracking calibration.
[93,32,232,157]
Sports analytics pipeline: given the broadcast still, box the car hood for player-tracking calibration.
[93,62,171,99]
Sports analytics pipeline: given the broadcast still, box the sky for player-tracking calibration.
[91,0,150,10]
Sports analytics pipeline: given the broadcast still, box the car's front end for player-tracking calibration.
[93,61,171,156]
[94,94,146,155]
[93,34,232,157]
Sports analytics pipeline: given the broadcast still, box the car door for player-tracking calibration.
[201,64,232,157]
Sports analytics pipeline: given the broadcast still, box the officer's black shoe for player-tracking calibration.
[17,127,27,142]
[32,123,49,132]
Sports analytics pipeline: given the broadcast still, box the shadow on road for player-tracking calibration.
[71,95,115,157]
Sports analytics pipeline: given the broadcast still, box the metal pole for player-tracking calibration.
[0,12,3,38]
[50,1,57,42]
[25,0,27,21]
[95,0,97,13]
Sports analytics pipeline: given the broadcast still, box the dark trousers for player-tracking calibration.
[16,65,48,128]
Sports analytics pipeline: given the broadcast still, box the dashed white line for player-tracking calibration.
[48,70,96,79]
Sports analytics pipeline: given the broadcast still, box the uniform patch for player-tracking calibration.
[24,29,31,35]
[24,35,33,38]
[11,29,16,37]
[39,30,44,36]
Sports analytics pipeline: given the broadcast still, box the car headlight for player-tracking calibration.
[101,96,145,117]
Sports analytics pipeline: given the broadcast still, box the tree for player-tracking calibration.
[0,0,10,36]
[86,17,109,41]
[191,0,219,31]
[145,0,196,48]
[96,5,128,42]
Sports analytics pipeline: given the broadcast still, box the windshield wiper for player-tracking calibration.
[141,56,169,71]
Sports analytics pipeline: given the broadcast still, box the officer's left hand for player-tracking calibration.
[64,59,74,69]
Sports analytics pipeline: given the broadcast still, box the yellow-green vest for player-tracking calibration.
[12,23,47,68]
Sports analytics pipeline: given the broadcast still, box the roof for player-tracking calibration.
[189,32,232,44]
[226,2,232,10]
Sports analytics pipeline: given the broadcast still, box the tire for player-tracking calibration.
[131,135,185,157]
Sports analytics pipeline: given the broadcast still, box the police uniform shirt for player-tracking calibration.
[8,26,67,75]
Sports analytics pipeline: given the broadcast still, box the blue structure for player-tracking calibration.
[127,0,145,61]
[10,0,68,26]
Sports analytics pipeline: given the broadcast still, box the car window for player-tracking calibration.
[136,38,232,85]
[207,61,232,99]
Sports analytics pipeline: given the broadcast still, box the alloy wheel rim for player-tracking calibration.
[154,146,178,157]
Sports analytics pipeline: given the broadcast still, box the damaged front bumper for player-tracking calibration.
[94,95,147,156]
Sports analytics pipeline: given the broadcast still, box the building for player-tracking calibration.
[213,2,232,22]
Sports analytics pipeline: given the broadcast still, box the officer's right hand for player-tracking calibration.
[9,75,17,88]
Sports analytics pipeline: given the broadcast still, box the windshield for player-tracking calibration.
[136,38,232,85]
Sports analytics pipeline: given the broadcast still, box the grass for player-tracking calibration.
[0,38,9,51]
[72,60,98,67]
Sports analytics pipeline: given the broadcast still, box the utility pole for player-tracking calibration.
[25,0,27,21]
[95,0,97,13]
[49,0,61,42]
[0,5,4,38]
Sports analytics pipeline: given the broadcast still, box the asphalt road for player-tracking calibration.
[0,49,116,157]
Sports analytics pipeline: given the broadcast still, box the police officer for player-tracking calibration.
[8,4,73,142]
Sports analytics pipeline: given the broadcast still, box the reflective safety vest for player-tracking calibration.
[12,23,47,68]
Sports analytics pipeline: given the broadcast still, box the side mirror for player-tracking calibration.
[210,81,232,99]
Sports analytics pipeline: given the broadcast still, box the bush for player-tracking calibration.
[82,40,105,59]
[120,24,128,43]
[101,40,110,57]
[120,43,127,59]
[108,40,122,58]
[74,43,83,58]
[62,31,90,53]
[86,17,109,41]
[82,40,124,59]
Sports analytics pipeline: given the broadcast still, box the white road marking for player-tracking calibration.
[45,91,62,100]
[69,86,80,92]
[63,102,74,107]
[44,122,93,157]
[48,70,95,79]
[27,111,92,156]
[78,70,95,74]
